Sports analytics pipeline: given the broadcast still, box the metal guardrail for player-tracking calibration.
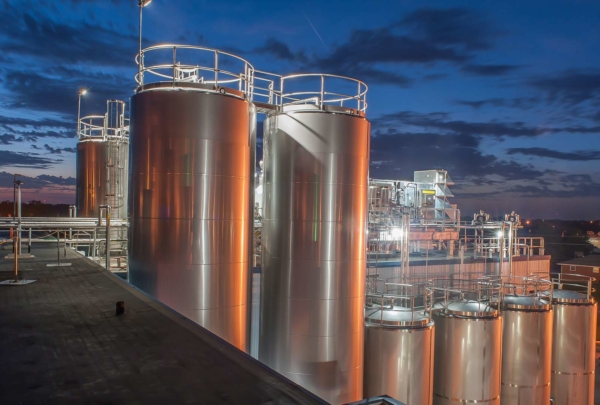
[254,71,368,112]
[135,44,255,98]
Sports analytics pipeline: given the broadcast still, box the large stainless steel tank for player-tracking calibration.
[259,103,370,404]
[128,85,252,350]
[363,306,434,405]
[432,301,502,405]
[500,296,552,405]
[550,290,597,405]
[76,141,107,217]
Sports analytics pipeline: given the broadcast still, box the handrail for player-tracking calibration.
[280,73,367,112]
[134,44,255,99]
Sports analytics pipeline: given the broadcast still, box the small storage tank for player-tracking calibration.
[76,101,129,218]
[128,45,255,351]
[432,300,502,405]
[500,295,552,405]
[363,297,434,404]
[259,74,369,404]
[76,140,107,217]
[550,289,597,405]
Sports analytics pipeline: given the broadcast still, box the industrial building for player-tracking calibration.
[0,21,596,405]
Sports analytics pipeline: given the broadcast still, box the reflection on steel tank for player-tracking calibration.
[432,300,502,405]
[128,45,255,351]
[76,100,129,219]
[259,73,370,404]
[549,285,597,405]
[363,283,435,405]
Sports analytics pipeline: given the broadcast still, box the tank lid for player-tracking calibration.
[502,295,551,311]
[547,290,595,304]
[364,306,431,327]
[434,300,499,318]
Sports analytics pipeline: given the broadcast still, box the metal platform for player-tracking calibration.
[0,245,325,404]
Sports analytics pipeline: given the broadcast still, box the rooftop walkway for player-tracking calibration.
[0,244,326,405]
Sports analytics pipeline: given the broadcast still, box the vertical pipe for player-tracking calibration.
[13,234,18,282]
[138,3,143,89]
[56,229,60,265]
[28,228,31,253]
[246,103,257,353]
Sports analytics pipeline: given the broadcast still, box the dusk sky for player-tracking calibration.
[0,0,599,219]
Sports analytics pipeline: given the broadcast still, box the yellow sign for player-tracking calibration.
[422,190,436,195]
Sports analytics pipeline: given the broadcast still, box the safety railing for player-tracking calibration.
[552,273,595,300]
[78,115,105,141]
[78,115,129,142]
[429,276,503,308]
[514,237,545,256]
[135,44,255,98]
[253,71,368,112]
[253,70,282,105]
[280,73,367,112]
[365,282,434,324]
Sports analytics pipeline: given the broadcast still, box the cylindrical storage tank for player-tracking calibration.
[76,141,107,217]
[550,290,597,405]
[128,81,252,350]
[363,306,434,405]
[259,102,370,404]
[500,296,552,405]
[432,301,502,405]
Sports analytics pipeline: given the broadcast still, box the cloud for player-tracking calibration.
[398,7,498,51]
[0,134,23,145]
[0,150,61,169]
[455,97,538,109]
[0,171,75,189]
[254,37,306,62]
[369,132,544,182]
[374,110,600,138]
[0,2,136,68]
[43,144,76,154]
[250,7,508,86]
[3,68,131,118]
[506,147,600,161]
[461,63,520,76]
[530,69,600,106]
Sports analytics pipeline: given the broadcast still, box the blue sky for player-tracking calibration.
[0,0,599,219]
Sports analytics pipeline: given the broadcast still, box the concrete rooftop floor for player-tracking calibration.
[0,244,326,405]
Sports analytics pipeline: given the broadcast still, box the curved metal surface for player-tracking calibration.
[259,108,370,404]
[76,141,107,218]
[128,90,251,350]
[432,312,502,405]
[550,301,597,405]
[501,307,553,405]
[364,321,434,405]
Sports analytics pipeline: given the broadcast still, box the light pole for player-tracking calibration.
[77,88,87,138]
[138,0,153,90]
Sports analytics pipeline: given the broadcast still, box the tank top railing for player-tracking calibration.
[253,71,368,112]
[365,282,434,325]
[78,115,129,141]
[281,73,367,112]
[78,115,105,141]
[551,273,595,300]
[135,45,255,98]
[429,277,503,309]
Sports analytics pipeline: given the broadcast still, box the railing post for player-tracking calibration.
[172,46,177,86]
[320,75,325,109]
[214,50,219,87]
